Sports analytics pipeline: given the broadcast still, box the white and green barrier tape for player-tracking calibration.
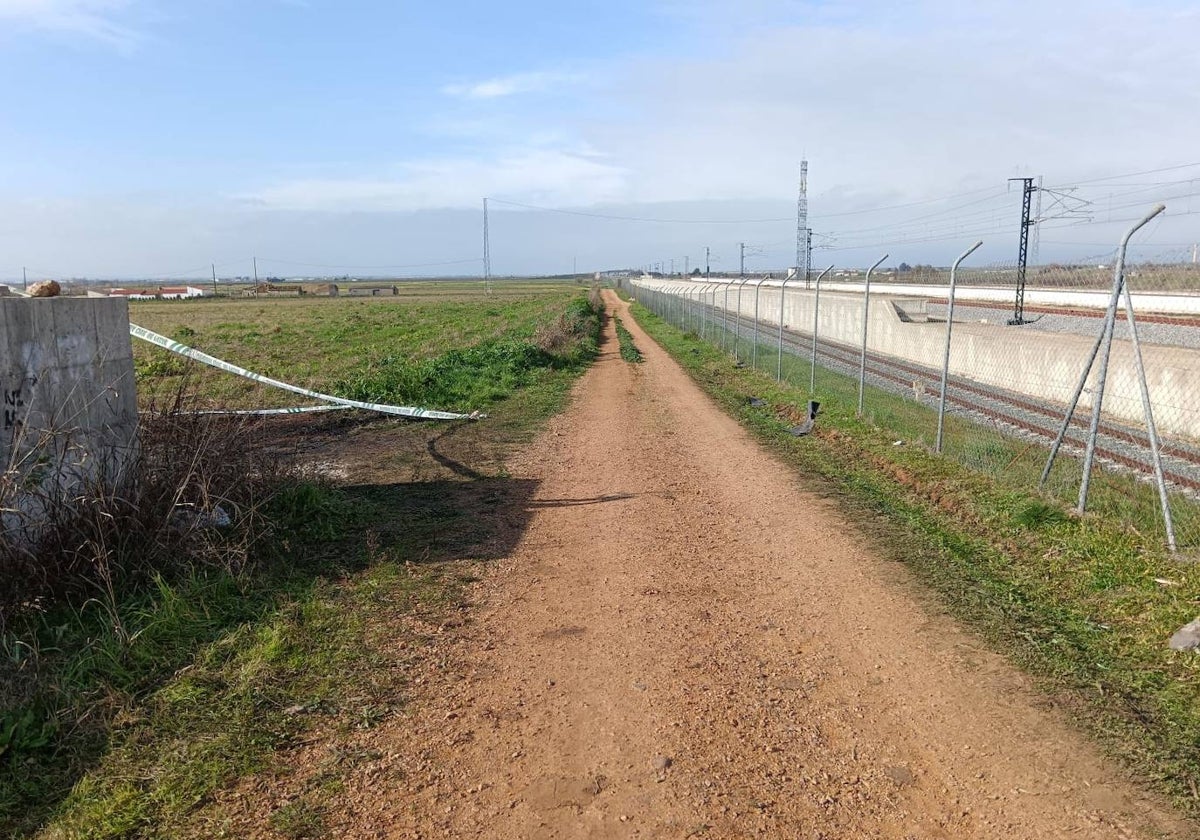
[129,323,481,421]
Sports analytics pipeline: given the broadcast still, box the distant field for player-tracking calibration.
[130,280,586,410]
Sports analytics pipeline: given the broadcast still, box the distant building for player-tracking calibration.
[99,286,208,300]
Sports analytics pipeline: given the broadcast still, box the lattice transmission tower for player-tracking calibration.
[796,160,811,288]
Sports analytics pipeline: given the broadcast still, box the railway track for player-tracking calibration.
[681,300,1200,493]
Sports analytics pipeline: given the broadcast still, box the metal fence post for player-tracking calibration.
[700,282,710,340]
[857,254,889,417]
[734,277,751,363]
[1121,279,1177,551]
[777,271,792,382]
[722,281,731,352]
[810,265,833,394]
[1077,205,1164,514]
[752,278,764,370]
[936,241,983,453]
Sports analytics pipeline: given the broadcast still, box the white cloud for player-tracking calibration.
[242,147,629,212]
[441,70,579,100]
[0,0,138,44]
[594,0,1200,206]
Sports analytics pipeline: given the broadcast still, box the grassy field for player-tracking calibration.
[630,299,1200,817]
[2,282,602,839]
[130,281,587,410]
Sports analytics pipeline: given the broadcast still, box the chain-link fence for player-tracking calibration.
[626,226,1200,555]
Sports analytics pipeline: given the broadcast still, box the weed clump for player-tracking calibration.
[336,296,601,412]
[1012,499,1072,530]
[0,400,292,619]
[614,316,643,363]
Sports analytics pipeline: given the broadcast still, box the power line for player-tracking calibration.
[808,183,1007,220]
[485,197,791,224]
[256,256,483,271]
[1043,160,1200,190]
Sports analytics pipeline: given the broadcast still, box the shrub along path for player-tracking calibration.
[214,291,1189,837]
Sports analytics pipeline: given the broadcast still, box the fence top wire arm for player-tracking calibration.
[935,240,984,453]
[856,254,889,417]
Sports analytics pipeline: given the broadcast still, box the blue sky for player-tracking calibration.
[3,0,1200,278]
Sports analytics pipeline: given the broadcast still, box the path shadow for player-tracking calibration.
[426,423,485,480]
[346,476,541,563]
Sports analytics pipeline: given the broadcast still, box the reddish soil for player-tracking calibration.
[239,291,1190,838]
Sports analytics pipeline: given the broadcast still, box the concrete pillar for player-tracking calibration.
[1,297,138,537]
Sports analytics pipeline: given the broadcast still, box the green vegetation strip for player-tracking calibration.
[630,301,1200,817]
[614,316,643,363]
[3,293,602,838]
[131,285,587,411]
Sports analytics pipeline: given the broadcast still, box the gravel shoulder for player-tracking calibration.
[280,290,1189,838]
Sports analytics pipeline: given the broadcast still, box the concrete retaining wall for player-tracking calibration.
[680,277,1200,316]
[1,298,138,536]
[634,277,1200,442]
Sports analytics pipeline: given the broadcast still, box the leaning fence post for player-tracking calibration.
[936,241,983,453]
[1077,205,1165,514]
[857,254,889,417]
[810,264,833,393]
[1121,279,1177,551]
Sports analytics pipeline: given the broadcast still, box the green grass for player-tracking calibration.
[706,316,1200,550]
[614,316,644,363]
[630,301,1200,819]
[335,297,601,411]
[131,282,585,410]
[4,290,602,839]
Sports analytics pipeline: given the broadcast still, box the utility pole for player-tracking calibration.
[670,258,675,276]
[211,263,218,298]
[806,235,813,289]
[253,256,259,299]
[1192,243,1197,265]
[1008,177,1037,325]
[22,266,27,291]
[705,246,710,280]
[739,242,745,279]
[482,198,491,294]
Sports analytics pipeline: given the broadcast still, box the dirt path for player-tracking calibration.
[317,290,1187,838]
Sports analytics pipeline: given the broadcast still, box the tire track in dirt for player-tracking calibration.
[313,290,1188,838]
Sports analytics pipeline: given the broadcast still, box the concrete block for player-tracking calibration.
[1,298,138,537]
